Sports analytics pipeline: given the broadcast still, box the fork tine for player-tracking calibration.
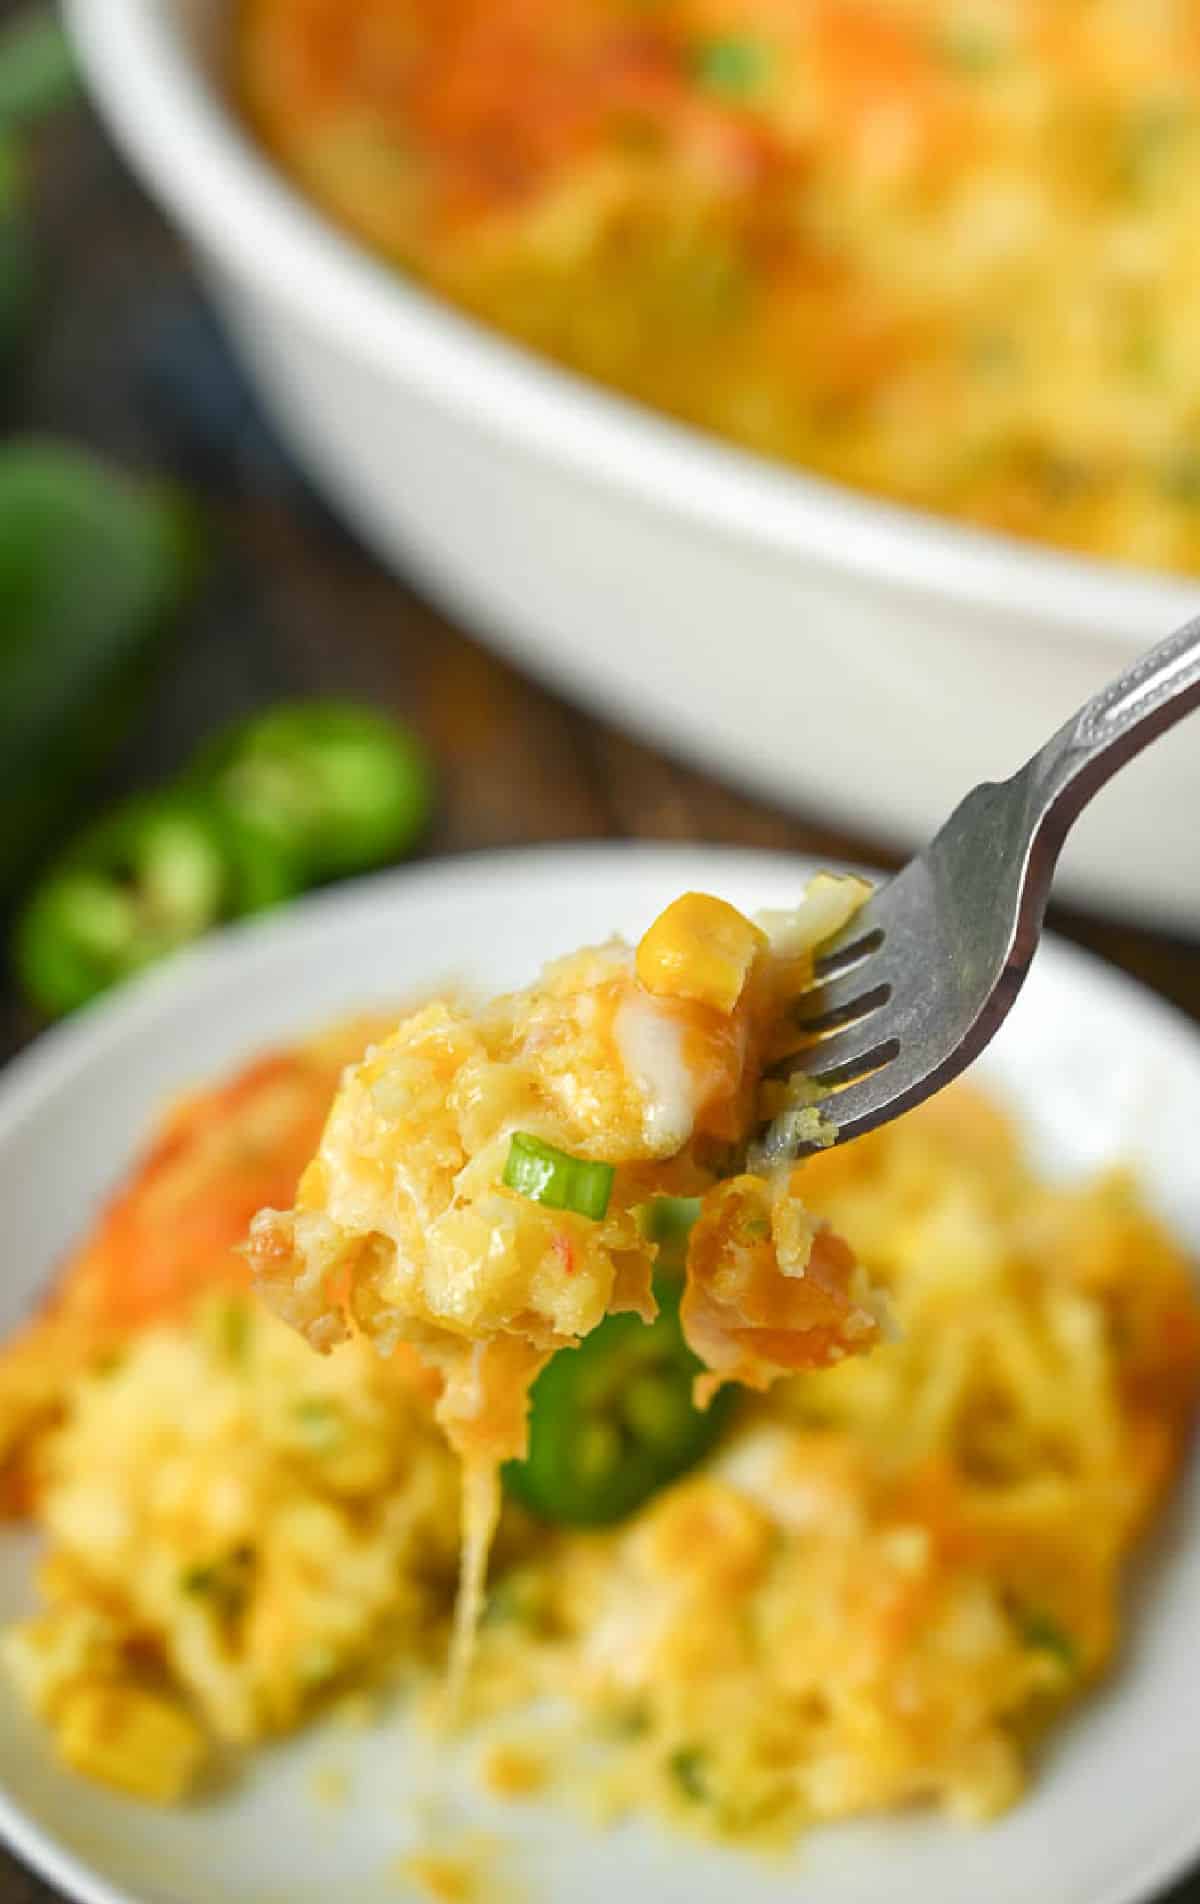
[758,1032,901,1161]
[809,1034,900,1090]
[764,975,893,1078]
[807,924,885,985]
[805,1050,916,1142]
[758,895,903,1152]
[773,1006,900,1088]
[762,618,1200,1154]
[793,979,892,1036]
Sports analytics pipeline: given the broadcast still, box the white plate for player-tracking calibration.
[1,843,1199,1904]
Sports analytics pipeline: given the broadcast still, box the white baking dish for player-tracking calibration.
[66,0,1200,929]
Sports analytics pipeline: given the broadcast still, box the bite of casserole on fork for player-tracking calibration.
[245,877,889,1476]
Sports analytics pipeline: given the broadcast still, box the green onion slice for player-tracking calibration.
[1019,1609,1077,1669]
[692,35,772,98]
[502,1133,615,1220]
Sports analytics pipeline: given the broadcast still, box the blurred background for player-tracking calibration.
[0,0,1197,1896]
[1,0,1196,1080]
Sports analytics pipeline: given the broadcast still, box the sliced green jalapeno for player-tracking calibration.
[638,1195,703,1267]
[504,1272,736,1527]
[194,700,434,882]
[15,792,299,1015]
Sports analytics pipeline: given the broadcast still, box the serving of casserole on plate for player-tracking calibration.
[0,846,1198,1904]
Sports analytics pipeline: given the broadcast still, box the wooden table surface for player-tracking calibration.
[0,48,1197,1904]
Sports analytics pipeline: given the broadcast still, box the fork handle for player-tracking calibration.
[1024,612,1200,861]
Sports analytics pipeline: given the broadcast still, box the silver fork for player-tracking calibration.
[758,615,1200,1160]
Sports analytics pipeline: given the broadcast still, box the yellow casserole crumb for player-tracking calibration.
[53,1683,206,1804]
[391,1834,511,1904]
[480,1740,549,1800]
[395,1853,475,1903]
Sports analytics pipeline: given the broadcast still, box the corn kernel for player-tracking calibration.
[54,1683,207,1803]
[636,893,766,1014]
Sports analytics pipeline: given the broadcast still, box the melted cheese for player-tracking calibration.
[446,1456,502,1717]
[612,993,702,1154]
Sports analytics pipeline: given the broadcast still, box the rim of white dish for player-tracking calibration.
[68,0,1200,650]
[1,844,1200,1904]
